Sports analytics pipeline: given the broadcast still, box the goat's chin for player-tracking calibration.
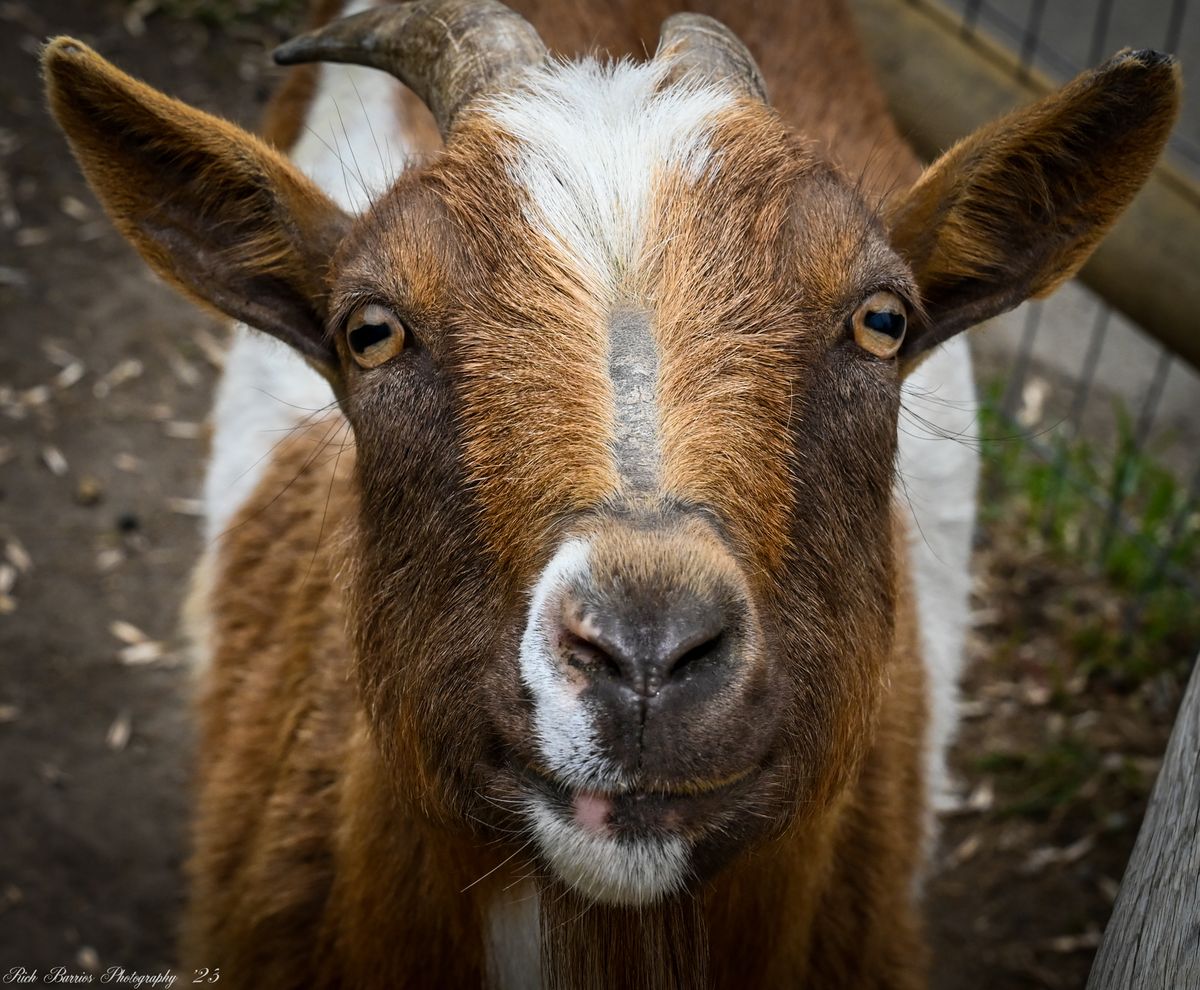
[526,794,691,905]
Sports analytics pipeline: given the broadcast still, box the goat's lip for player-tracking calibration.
[516,763,759,836]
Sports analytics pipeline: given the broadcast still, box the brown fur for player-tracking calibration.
[888,48,1180,364]
[42,38,350,370]
[41,2,1180,987]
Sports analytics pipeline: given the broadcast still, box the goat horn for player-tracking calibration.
[656,13,767,103]
[273,0,547,136]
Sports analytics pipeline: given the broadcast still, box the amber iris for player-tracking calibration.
[347,303,406,368]
[851,291,907,358]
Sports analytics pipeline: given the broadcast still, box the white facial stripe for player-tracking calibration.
[527,796,689,906]
[485,60,729,498]
[519,539,627,791]
[483,58,735,297]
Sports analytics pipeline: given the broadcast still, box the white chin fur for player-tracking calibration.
[527,797,689,906]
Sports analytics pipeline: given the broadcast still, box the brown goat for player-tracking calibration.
[43,0,1178,986]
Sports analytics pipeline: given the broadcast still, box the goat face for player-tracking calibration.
[338,71,915,904]
[44,0,1179,908]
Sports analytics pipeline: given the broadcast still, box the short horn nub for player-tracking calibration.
[273,0,547,136]
[656,13,767,103]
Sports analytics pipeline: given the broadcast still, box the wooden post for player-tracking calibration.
[1085,656,1200,989]
[849,0,1200,372]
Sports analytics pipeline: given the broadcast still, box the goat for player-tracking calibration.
[43,0,1178,986]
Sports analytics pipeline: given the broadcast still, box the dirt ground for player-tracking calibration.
[0,3,1183,987]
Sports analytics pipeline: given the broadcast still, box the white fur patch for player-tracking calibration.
[527,796,689,906]
[484,59,735,297]
[288,0,410,212]
[486,882,542,990]
[203,0,417,547]
[896,337,980,833]
[518,539,628,791]
[203,328,332,544]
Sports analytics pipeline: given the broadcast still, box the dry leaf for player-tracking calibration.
[75,476,103,506]
[123,0,158,36]
[163,420,203,440]
[59,195,91,221]
[41,445,68,476]
[15,226,49,247]
[4,539,30,573]
[0,262,25,287]
[192,327,227,369]
[21,385,50,407]
[167,497,205,517]
[1045,929,1101,954]
[958,700,989,720]
[966,780,995,813]
[75,946,100,973]
[1022,835,1095,874]
[106,711,132,752]
[167,351,202,388]
[946,834,982,868]
[119,641,164,666]
[109,620,149,645]
[41,341,79,367]
[53,361,85,390]
[1021,681,1052,707]
[93,358,144,398]
[96,548,125,573]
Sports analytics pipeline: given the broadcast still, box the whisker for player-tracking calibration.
[350,73,391,185]
[333,96,372,200]
[461,842,531,893]
[210,413,346,548]
[302,419,354,587]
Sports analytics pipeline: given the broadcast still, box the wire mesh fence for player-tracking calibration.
[907,0,1200,663]
[944,0,1200,171]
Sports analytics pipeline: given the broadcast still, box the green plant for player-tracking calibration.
[975,376,1199,687]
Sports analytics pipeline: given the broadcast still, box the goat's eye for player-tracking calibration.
[346,303,406,368]
[851,291,907,359]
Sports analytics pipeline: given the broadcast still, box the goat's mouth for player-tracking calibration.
[506,762,765,905]
[516,763,759,840]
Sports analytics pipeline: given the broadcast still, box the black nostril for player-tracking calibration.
[557,596,732,697]
[562,629,624,682]
[667,630,724,678]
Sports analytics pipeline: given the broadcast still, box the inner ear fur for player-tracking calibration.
[42,37,350,374]
[888,48,1181,369]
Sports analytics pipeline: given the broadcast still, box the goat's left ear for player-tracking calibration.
[42,37,351,378]
[887,49,1180,374]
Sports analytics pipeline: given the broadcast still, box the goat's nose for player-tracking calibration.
[558,594,731,698]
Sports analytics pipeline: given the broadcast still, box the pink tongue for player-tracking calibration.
[572,791,612,835]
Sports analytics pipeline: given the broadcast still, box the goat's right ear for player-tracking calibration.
[886,48,1180,375]
[42,37,350,377]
